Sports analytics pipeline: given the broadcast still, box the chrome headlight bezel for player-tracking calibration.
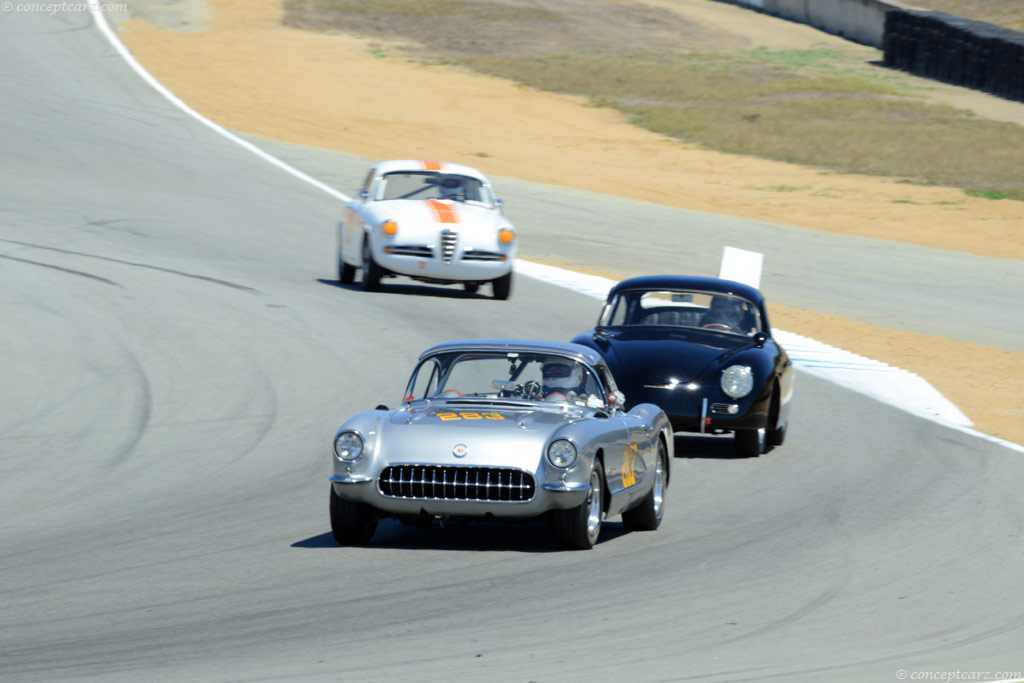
[547,438,578,469]
[721,365,755,399]
[334,430,365,462]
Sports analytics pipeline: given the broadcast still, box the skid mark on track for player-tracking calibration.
[0,253,120,286]
[0,238,259,293]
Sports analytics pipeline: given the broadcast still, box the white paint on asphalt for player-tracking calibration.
[88,4,1022,452]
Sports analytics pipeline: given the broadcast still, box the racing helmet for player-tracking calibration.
[542,359,584,394]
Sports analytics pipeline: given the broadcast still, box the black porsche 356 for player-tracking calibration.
[571,275,794,457]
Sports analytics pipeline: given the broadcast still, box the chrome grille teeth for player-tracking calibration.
[378,465,536,502]
[440,230,457,264]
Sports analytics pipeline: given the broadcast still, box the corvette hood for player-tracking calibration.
[377,402,580,468]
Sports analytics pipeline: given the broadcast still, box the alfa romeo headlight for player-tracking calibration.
[334,431,364,461]
[721,365,754,399]
[547,439,577,469]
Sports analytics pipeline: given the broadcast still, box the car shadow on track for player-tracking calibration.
[292,519,632,553]
[673,432,775,460]
[317,278,492,300]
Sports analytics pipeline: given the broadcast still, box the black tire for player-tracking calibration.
[463,282,480,294]
[622,441,667,531]
[767,421,787,447]
[734,428,766,458]
[361,238,382,292]
[329,486,378,545]
[492,271,512,300]
[338,256,356,284]
[549,459,604,550]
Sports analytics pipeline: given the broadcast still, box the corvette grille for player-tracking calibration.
[440,230,457,264]
[378,465,536,502]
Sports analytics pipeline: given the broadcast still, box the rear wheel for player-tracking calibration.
[549,460,604,550]
[734,427,766,458]
[622,441,667,531]
[492,271,512,300]
[329,486,378,545]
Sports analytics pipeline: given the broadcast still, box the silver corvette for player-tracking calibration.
[330,339,673,549]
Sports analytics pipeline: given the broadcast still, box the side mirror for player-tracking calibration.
[360,189,370,200]
[495,198,504,211]
[752,332,769,348]
[607,391,626,410]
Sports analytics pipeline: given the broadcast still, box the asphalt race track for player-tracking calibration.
[1,9,1022,683]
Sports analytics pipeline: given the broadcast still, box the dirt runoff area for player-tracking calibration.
[115,0,1024,446]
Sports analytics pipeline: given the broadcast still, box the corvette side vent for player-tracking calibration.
[378,465,535,502]
[440,230,457,264]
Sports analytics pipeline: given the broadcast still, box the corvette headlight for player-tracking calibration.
[334,431,365,461]
[547,439,577,469]
[721,365,754,399]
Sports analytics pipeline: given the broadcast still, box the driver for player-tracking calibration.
[541,359,586,401]
[439,176,464,200]
[700,296,745,332]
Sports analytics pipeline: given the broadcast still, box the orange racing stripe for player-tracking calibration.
[427,200,459,224]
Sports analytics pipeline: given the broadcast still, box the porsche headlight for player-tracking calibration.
[498,228,515,244]
[381,220,398,236]
[721,365,754,399]
[334,431,365,461]
[547,439,577,469]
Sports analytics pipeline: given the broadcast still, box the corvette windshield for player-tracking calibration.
[406,351,605,408]
[377,171,494,206]
[599,289,762,336]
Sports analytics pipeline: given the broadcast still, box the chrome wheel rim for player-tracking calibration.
[586,467,602,541]
[652,452,665,518]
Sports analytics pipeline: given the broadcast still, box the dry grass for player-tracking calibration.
[283,0,1024,200]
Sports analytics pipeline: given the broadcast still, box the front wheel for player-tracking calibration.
[622,441,667,531]
[492,271,512,300]
[361,239,382,292]
[549,460,604,550]
[463,282,480,294]
[767,421,787,447]
[330,486,378,545]
[734,427,766,458]
[338,255,356,284]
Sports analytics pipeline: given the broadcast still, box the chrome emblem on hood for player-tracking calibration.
[453,444,468,458]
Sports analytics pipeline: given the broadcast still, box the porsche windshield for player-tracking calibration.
[377,172,494,206]
[406,351,606,408]
[599,289,762,336]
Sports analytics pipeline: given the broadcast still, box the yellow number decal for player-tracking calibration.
[438,412,507,422]
[622,443,638,487]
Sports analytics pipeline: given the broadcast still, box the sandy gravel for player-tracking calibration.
[115,0,1024,445]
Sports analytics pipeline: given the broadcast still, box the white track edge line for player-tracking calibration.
[87,6,1023,454]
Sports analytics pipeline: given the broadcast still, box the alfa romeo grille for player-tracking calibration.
[378,465,535,502]
[440,230,457,264]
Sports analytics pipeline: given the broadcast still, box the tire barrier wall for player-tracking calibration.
[715,0,910,48]
[884,10,1024,103]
